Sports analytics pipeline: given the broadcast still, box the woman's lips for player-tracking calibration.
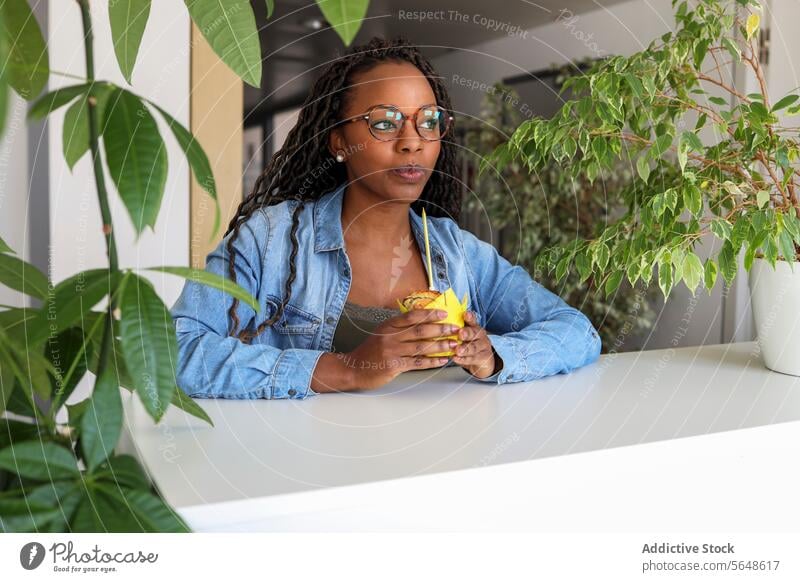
[390,166,425,182]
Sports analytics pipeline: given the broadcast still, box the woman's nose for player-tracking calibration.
[394,119,424,152]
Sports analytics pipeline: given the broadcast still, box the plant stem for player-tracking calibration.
[77,0,119,437]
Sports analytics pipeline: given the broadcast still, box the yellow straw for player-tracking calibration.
[422,207,435,290]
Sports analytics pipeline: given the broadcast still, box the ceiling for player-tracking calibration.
[245,0,627,121]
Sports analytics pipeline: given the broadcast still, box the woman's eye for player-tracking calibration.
[372,120,398,132]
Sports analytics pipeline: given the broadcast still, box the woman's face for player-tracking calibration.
[328,61,442,203]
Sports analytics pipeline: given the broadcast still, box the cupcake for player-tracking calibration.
[396,287,469,357]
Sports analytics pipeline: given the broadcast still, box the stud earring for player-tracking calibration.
[335,151,345,162]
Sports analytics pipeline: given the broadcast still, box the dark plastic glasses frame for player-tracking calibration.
[346,103,455,141]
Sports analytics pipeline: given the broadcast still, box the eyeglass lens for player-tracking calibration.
[367,106,449,141]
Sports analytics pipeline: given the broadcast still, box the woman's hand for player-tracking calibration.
[452,311,502,379]
[341,309,460,390]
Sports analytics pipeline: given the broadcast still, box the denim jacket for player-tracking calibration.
[170,182,601,400]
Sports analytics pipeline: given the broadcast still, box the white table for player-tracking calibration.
[119,342,800,532]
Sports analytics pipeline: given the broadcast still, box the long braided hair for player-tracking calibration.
[225,35,463,344]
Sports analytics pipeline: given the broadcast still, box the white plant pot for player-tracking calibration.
[748,257,800,376]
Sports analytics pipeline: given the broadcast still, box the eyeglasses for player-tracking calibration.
[346,103,454,142]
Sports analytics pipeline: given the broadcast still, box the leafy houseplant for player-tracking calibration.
[482,0,800,371]
[460,76,655,352]
[0,0,370,532]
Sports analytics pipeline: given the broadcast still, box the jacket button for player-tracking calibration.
[288,389,296,396]
[437,271,445,278]
[326,316,335,324]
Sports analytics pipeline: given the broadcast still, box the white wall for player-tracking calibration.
[0,93,30,308]
[47,1,190,306]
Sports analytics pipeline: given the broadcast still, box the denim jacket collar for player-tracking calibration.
[312,182,449,279]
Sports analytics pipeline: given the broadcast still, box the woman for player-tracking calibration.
[170,36,601,400]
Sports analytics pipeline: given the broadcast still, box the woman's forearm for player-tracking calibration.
[310,352,357,394]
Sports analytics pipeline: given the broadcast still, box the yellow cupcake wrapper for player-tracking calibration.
[396,287,470,357]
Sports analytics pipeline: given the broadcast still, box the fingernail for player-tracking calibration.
[448,340,457,348]
[437,310,447,318]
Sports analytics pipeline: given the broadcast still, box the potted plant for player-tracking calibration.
[460,75,655,352]
[482,0,799,374]
[0,0,370,532]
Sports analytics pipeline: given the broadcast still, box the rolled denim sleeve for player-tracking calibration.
[170,216,324,400]
[458,228,601,384]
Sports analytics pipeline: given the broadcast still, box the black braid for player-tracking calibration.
[225,35,462,344]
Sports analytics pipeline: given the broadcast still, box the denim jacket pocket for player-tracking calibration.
[264,295,321,345]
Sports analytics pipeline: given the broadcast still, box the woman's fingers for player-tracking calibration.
[407,338,457,357]
[453,345,494,367]
[401,355,450,370]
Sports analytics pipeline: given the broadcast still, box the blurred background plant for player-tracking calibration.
[481,0,800,303]
[459,68,656,351]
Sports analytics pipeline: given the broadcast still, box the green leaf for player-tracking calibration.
[184,0,262,87]
[0,234,12,254]
[110,0,152,85]
[145,266,260,313]
[681,130,703,152]
[47,327,94,412]
[604,270,623,296]
[28,83,92,120]
[0,0,49,100]
[0,32,7,137]
[61,85,114,169]
[63,95,90,170]
[778,230,797,263]
[265,0,275,18]
[102,88,168,236]
[67,398,90,429]
[0,419,40,451]
[683,184,702,216]
[119,274,177,421]
[721,37,741,62]
[717,244,738,285]
[593,242,610,270]
[171,385,214,427]
[315,0,370,46]
[80,350,124,472]
[694,112,708,131]
[652,133,672,157]
[636,155,650,183]
[30,269,119,345]
[677,138,688,172]
[72,484,189,532]
[756,190,770,208]
[0,253,49,299]
[0,440,79,481]
[563,136,577,159]
[0,357,13,416]
[704,259,718,291]
[94,454,151,490]
[682,252,703,294]
[149,104,220,243]
[107,486,191,532]
[71,485,138,532]
[658,259,673,298]
[772,94,798,113]
[25,481,83,532]
[0,498,63,532]
[710,219,732,240]
[709,96,728,106]
[591,136,606,161]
